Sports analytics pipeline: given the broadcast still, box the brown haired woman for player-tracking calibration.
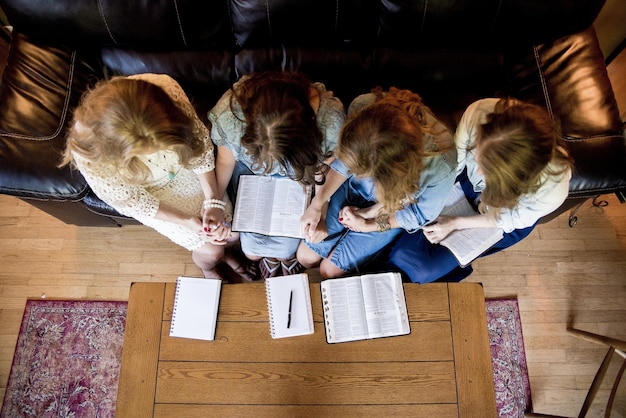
[208,71,345,279]
[297,87,457,279]
[386,98,573,283]
[62,74,249,281]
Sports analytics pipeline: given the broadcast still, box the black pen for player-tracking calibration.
[287,290,293,328]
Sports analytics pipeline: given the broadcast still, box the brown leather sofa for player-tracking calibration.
[0,0,624,227]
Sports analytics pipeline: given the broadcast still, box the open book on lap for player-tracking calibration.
[321,272,410,344]
[437,182,504,267]
[232,175,312,239]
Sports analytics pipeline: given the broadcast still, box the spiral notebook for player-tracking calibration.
[169,276,222,341]
[265,273,314,339]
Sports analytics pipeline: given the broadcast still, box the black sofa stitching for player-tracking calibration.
[533,44,555,120]
[265,0,274,39]
[0,50,76,142]
[420,1,428,37]
[172,0,188,48]
[97,0,119,45]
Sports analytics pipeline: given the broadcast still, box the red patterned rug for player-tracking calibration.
[1,298,529,417]
[1,300,126,418]
[486,298,532,417]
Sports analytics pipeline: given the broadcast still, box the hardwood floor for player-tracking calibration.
[0,192,625,416]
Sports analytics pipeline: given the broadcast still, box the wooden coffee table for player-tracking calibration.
[116,281,497,417]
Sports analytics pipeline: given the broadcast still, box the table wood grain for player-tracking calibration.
[116,281,497,417]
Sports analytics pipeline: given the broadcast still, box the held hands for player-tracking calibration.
[422,216,457,244]
[200,201,231,245]
[338,206,371,233]
[301,202,329,243]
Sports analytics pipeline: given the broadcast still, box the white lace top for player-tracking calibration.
[72,73,220,251]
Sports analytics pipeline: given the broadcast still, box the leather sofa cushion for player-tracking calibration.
[0,33,99,199]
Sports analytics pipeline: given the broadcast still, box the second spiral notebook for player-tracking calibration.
[265,273,314,339]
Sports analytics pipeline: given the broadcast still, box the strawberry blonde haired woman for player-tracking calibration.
[61,74,254,281]
[386,98,573,283]
[297,87,457,279]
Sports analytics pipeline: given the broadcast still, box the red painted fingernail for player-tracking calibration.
[339,217,344,222]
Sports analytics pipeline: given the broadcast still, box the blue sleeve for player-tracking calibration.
[394,153,457,232]
[330,158,352,178]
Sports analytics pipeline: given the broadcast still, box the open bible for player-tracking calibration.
[436,182,504,267]
[232,175,312,238]
[321,272,410,344]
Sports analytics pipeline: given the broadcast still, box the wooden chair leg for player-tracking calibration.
[567,328,626,417]
[605,354,626,418]
[578,348,614,417]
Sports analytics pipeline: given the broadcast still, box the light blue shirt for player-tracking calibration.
[208,78,345,176]
[331,93,458,233]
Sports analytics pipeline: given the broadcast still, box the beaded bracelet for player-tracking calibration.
[203,199,226,211]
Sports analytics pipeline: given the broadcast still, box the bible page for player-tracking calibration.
[361,272,410,339]
[268,178,311,238]
[438,182,503,267]
[232,175,275,235]
[321,276,369,343]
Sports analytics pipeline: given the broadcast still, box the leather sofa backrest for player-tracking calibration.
[1,0,605,49]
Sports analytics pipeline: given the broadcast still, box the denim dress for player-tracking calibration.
[305,145,457,273]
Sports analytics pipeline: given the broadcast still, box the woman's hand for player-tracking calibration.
[301,201,327,242]
[306,215,329,243]
[201,206,230,245]
[355,203,383,219]
[422,216,457,244]
[339,206,372,233]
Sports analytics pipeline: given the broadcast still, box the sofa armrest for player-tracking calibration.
[507,27,626,199]
[0,32,101,200]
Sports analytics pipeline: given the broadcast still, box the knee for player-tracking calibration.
[296,243,321,268]
[192,244,225,269]
[319,259,345,279]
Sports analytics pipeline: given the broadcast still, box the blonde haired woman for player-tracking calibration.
[61,74,253,281]
[386,98,573,283]
[298,87,457,279]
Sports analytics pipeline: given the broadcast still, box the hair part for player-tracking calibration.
[475,98,572,209]
[232,71,329,186]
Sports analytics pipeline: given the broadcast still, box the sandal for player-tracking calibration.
[221,247,261,282]
[281,257,306,276]
[233,259,260,282]
[260,257,281,279]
